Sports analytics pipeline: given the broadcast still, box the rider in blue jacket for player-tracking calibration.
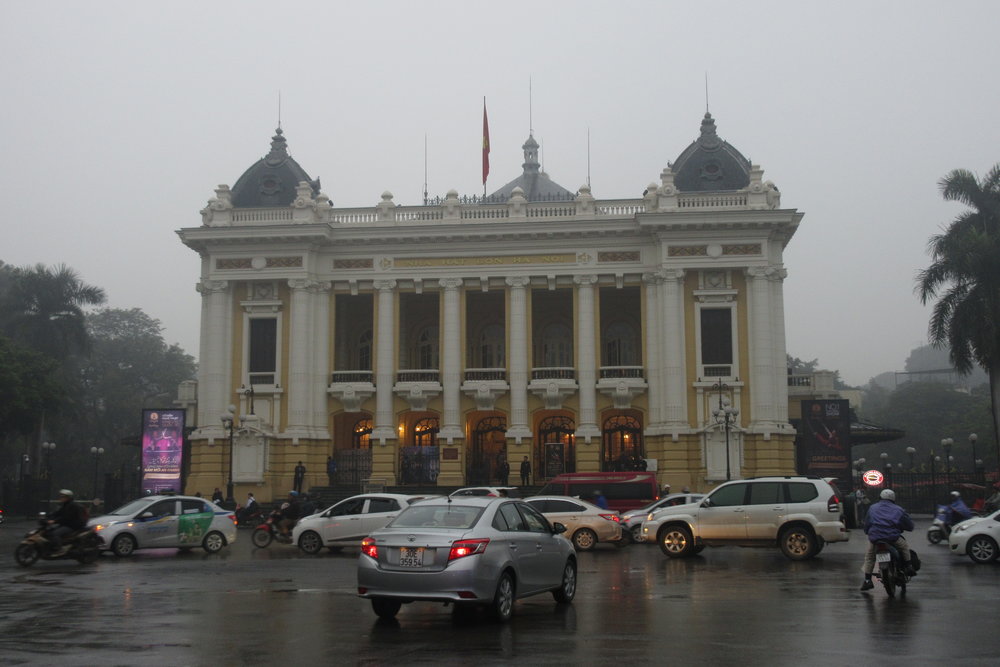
[860,488,915,591]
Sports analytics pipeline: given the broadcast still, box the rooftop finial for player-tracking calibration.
[529,76,534,137]
[278,90,282,130]
[705,72,709,114]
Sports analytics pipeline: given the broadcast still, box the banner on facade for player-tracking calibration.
[141,409,185,494]
[800,399,851,482]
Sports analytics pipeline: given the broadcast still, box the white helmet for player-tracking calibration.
[880,489,895,501]
[950,491,961,498]
[58,489,74,499]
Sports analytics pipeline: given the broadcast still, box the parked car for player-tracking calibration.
[89,494,237,556]
[948,509,1000,564]
[524,496,625,550]
[537,471,659,512]
[640,476,849,561]
[358,496,577,622]
[621,493,704,542]
[293,493,435,555]
[449,487,520,498]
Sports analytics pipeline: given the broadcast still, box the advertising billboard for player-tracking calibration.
[141,409,185,494]
[800,399,851,485]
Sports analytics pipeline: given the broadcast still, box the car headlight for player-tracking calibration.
[954,523,971,534]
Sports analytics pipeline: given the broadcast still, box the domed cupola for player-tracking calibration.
[670,113,751,192]
[230,128,321,208]
[487,133,575,202]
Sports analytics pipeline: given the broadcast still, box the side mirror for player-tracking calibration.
[552,522,567,534]
[140,511,154,519]
[701,499,712,508]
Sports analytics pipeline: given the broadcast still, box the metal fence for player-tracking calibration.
[874,471,991,514]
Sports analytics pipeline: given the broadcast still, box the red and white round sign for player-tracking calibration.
[862,470,885,486]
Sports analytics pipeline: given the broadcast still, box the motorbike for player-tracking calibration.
[928,504,976,544]
[15,517,102,567]
[871,540,918,598]
[251,510,295,548]
[236,503,264,528]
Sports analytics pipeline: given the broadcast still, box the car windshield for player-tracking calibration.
[106,498,155,516]
[389,504,484,529]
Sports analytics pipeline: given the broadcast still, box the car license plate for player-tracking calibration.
[875,552,890,563]
[399,547,424,567]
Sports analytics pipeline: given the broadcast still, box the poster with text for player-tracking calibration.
[141,409,185,494]
[800,399,851,485]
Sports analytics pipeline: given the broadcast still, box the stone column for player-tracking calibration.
[372,280,397,444]
[769,267,790,423]
[575,275,600,442]
[313,282,332,438]
[196,279,230,436]
[747,267,778,430]
[439,278,464,442]
[505,277,532,442]
[642,272,663,432]
[286,279,313,438]
[661,269,687,429]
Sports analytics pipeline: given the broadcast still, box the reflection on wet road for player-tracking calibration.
[1,517,998,665]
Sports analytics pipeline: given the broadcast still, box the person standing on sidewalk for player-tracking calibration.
[293,461,306,494]
[520,456,531,486]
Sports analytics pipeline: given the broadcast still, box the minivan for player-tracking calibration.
[537,472,659,512]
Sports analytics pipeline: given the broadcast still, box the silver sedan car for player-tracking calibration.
[357,496,577,622]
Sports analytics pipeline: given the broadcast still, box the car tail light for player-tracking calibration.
[229,514,238,526]
[827,495,840,513]
[448,538,490,561]
[600,513,621,523]
[361,537,378,560]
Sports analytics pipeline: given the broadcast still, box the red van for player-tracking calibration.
[536,472,659,512]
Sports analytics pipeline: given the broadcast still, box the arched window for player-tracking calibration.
[602,414,644,471]
[352,418,373,449]
[415,326,439,369]
[356,330,373,370]
[537,323,572,367]
[413,417,439,447]
[603,321,639,366]
[537,415,576,477]
[475,323,505,368]
[469,415,508,485]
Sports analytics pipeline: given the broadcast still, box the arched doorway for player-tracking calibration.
[330,414,373,490]
[602,414,644,471]
[537,415,576,480]
[399,416,439,485]
[468,415,507,485]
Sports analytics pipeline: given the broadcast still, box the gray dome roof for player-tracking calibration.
[230,128,320,208]
[671,113,751,192]
[488,134,575,202]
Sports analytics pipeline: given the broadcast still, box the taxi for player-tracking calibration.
[89,494,237,556]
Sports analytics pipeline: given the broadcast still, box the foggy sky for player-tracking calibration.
[2,1,998,388]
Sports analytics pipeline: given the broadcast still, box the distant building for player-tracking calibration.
[177,112,802,499]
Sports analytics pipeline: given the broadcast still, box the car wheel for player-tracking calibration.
[490,572,515,622]
[630,524,644,543]
[779,526,818,561]
[658,525,694,558]
[14,543,40,567]
[371,597,402,620]
[572,528,598,551]
[552,560,577,604]
[967,535,999,564]
[111,534,137,557]
[298,531,323,555]
[202,531,226,554]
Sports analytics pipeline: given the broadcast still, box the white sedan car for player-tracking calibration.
[948,509,1000,564]
[293,493,434,555]
[90,495,237,557]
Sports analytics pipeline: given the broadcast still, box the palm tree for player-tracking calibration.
[0,263,107,360]
[916,163,1000,472]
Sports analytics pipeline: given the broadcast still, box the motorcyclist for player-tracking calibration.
[860,488,915,591]
[46,489,88,556]
[984,483,1000,514]
[278,491,301,538]
[949,490,974,523]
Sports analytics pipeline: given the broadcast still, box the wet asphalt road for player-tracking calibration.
[1,517,998,666]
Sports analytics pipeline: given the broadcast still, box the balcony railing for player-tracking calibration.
[702,365,732,378]
[464,368,507,381]
[531,367,576,380]
[787,374,813,388]
[331,371,374,383]
[248,372,275,385]
[396,370,440,383]
[599,366,644,379]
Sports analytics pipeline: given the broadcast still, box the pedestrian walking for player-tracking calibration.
[294,461,306,494]
[520,456,531,486]
[326,455,337,486]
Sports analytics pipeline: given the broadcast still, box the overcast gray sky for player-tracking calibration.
[2,1,998,388]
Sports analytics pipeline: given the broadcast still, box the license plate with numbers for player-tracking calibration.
[399,547,424,567]
[875,552,890,563]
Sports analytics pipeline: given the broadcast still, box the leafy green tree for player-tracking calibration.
[0,335,63,437]
[916,164,1000,471]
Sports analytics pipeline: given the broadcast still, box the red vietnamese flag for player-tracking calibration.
[482,98,490,186]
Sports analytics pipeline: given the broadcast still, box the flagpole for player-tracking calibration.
[482,96,490,199]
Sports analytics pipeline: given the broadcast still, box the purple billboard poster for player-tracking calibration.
[141,409,185,494]
[800,399,851,483]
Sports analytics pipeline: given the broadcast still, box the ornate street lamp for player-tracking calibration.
[969,433,978,472]
[941,438,953,487]
[220,405,236,502]
[711,381,739,481]
[239,384,256,416]
[90,446,105,499]
[41,441,56,478]
[906,446,915,471]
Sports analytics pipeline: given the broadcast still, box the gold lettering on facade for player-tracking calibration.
[394,254,575,269]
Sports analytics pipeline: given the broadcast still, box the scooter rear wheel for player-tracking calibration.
[251,528,273,548]
[881,565,897,598]
[15,543,40,567]
[927,528,944,545]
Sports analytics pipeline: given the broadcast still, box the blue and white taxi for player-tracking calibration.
[89,494,237,556]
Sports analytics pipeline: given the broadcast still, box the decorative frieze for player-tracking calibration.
[598,251,640,262]
[215,256,303,270]
[334,258,374,269]
[668,245,708,257]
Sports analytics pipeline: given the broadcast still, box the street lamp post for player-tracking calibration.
[711,381,739,481]
[90,447,105,499]
[41,441,56,510]
[969,433,978,473]
[905,446,916,503]
[941,438,953,487]
[220,405,236,503]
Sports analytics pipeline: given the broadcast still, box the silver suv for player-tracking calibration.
[640,476,849,561]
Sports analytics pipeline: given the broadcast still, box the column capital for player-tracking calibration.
[573,274,598,286]
[288,278,312,291]
[505,276,530,289]
[197,279,229,294]
[746,265,785,281]
[661,268,686,283]
[438,277,463,291]
[373,279,397,292]
[311,280,332,294]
